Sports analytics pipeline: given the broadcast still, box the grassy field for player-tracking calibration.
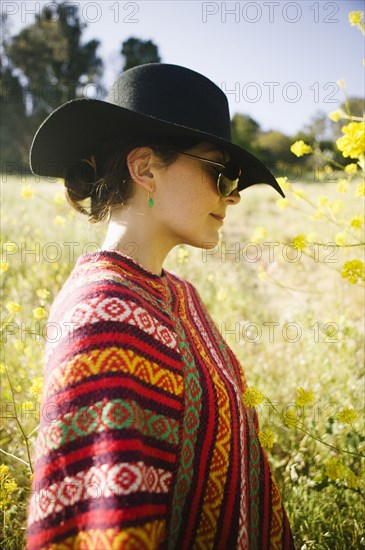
[1,174,364,549]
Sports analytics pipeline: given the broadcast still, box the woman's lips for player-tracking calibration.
[210,214,225,222]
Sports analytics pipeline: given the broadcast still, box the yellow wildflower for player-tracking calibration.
[317,196,329,207]
[295,387,314,407]
[258,429,275,449]
[346,469,359,490]
[290,140,313,157]
[33,306,47,320]
[337,79,346,89]
[258,267,267,281]
[344,163,358,175]
[0,464,9,477]
[306,232,317,244]
[341,259,365,284]
[350,216,364,229]
[0,261,9,272]
[14,385,21,393]
[251,226,267,242]
[292,235,307,251]
[5,478,17,492]
[14,339,24,352]
[0,363,5,373]
[54,191,65,205]
[53,215,66,226]
[336,408,357,424]
[2,242,16,253]
[336,122,365,159]
[325,457,347,481]
[356,182,365,197]
[336,179,349,193]
[217,288,228,302]
[349,11,363,26]
[292,188,307,199]
[335,233,347,246]
[328,109,345,122]
[29,376,44,398]
[0,465,18,511]
[283,409,299,429]
[276,198,289,210]
[176,247,189,264]
[21,185,34,199]
[6,301,21,313]
[24,346,33,359]
[330,200,343,215]
[36,289,50,300]
[312,210,323,220]
[276,177,291,192]
[242,387,264,407]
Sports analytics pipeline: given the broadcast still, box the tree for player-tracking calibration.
[342,96,365,118]
[231,113,261,156]
[329,96,365,141]
[6,2,103,123]
[303,111,330,142]
[0,60,29,170]
[2,1,104,168]
[0,14,29,170]
[121,37,161,71]
[255,130,295,172]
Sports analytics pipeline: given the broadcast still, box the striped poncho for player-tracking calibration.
[27,250,295,549]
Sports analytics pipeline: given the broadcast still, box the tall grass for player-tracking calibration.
[1,175,364,549]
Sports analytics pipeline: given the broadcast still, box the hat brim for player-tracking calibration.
[29,98,284,197]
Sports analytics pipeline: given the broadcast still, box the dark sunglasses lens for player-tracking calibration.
[218,161,241,196]
[218,175,238,197]
[222,160,240,180]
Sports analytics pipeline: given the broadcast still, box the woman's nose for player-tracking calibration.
[225,189,241,205]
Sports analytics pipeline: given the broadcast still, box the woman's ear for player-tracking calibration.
[126,147,155,192]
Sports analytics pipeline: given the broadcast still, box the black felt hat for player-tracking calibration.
[29,63,284,197]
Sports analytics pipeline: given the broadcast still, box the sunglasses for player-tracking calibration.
[167,150,241,197]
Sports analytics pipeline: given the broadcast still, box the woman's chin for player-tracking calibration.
[180,230,220,251]
[196,234,220,250]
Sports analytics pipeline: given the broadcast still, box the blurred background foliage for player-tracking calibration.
[1,1,364,175]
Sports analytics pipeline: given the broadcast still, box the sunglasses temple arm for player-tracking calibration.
[172,150,225,169]
[199,158,225,169]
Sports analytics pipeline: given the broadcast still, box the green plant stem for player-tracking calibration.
[264,396,365,459]
[3,360,33,473]
[288,195,363,243]
[310,242,365,248]
[27,425,40,439]
[0,448,29,467]
[341,115,364,122]
[260,275,310,306]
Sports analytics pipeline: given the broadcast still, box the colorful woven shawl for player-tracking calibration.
[27,251,295,549]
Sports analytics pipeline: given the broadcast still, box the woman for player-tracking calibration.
[27,63,295,549]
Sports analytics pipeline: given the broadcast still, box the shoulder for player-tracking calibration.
[45,251,180,361]
[49,251,154,321]
[164,269,200,297]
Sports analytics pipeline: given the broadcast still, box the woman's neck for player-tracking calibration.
[101,206,175,276]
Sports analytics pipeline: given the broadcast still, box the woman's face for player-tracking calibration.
[151,142,241,250]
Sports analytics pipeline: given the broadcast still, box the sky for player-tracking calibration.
[3,0,365,136]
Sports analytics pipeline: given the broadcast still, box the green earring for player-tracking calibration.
[147,190,154,208]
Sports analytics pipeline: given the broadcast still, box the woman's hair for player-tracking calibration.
[64,137,201,223]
